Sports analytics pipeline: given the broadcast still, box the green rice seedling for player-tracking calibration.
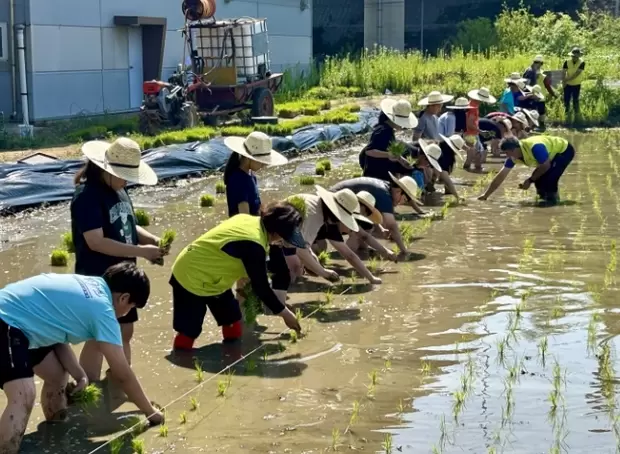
[159,229,177,249]
[382,433,393,453]
[538,336,549,367]
[189,396,199,411]
[241,282,262,325]
[366,382,375,398]
[50,249,69,267]
[387,141,406,158]
[245,357,257,372]
[179,411,188,424]
[317,250,330,266]
[316,141,335,152]
[131,438,145,454]
[496,337,508,366]
[134,209,150,226]
[200,194,215,207]
[452,389,466,420]
[276,341,286,352]
[194,359,204,383]
[318,158,332,171]
[286,195,307,218]
[352,171,362,178]
[369,369,379,386]
[315,163,326,175]
[217,380,228,397]
[330,427,341,451]
[421,361,432,375]
[295,308,303,322]
[61,232,75,253]
[289,330,298,343]
[587,313,600,353]
[397,399,405,414]
[158,424,168,437]
[357,295,366,304]
[345,400,360,433]
[440,202,449,219]
[367,257,379,273]
[215,181,226,194]
[73,384,103,411]
[298,175,316,185]
[384,359,392,371]
[109,436,124,454]
[262,350,268,362]
[323,289,334,306]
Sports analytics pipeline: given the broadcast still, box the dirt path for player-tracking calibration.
[0,144,81,163]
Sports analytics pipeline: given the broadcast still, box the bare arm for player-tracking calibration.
[99,342,158,417]
[329,240,378,283]
[54,344,87,383]
[355,230,394,260]
[530,160,552,181]
[407,197,426,215]
[83,229,147,259]
[480,166,512,199]
[137,226,159,246]
[365,149,392,159]
[438,170,459,199]
[382,213,407,254]
[296,247,332,279]
[237,202,250,214]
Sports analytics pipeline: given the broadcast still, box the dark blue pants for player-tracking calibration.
[563,85,581,115]
[535,144,575,199]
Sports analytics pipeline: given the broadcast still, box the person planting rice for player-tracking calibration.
[0,263,164,454]
[328,174,424,257]
[519,82,547,130]
[500,74,528,114]
[478,136,576,205]
[169,202,303,350]
[438,97,471,137]
[523,56,557,128]
[508,111,531,138]
[413,91,454,142]
[70,137,168,382]
[515,107,540,131]
[408,139,460,200]
[437,134,466,176]
[463,87,497,171]
[283,187,383,285]
[359,98,417,181]
[477,117,504,157]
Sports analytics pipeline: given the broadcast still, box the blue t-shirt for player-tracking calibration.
[500,89,516,114]
[504,144,549,169]
[225,168,261,217]
[0,274,123,349]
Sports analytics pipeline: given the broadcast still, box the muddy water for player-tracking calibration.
[1,130,619,453]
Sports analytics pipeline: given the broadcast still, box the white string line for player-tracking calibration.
[88,285,353,453]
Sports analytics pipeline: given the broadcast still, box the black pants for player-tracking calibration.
[534,144,575,199]
[563,85,581,115]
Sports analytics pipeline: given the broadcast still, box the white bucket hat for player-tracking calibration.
[380,98,418,129]
[533,55,544,63]
[505,72,528,84]
[315,185,361,232]
[439,134,465,161]
[468,87,497,104]
[418,139,443,172]
[81,137,158,185]
[515,107,540,127]
[224,131,288,166]
[446,97,473,110]
[389,172,419,203]
[510,111,529,127]
[526,84,545,101]
[418,91,454,107]
[355,191,383,224]
[499,118,514,134]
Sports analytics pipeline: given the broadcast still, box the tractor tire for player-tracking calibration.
[180,102,199,129]
[138,109,161,136]
[251,87,274,117]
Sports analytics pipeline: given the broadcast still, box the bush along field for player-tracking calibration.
[3,5,620,153]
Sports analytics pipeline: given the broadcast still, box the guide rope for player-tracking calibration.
[87,285,352,453]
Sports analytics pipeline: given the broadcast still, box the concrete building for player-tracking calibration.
[0,0,313,122]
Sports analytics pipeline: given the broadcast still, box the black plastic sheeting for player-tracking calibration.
[0,108,379,213]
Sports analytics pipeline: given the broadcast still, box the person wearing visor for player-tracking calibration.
[169,202,304,350]
[283,186,383,285]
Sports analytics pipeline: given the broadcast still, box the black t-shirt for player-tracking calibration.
[315,224,344,243]
[359,123,409,181]
[71,182,138,276]
[438,142,456,174]
[478,118,502,143]
[330,177,394,214]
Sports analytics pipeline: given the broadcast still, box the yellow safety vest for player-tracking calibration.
[171,214,269,296]
[565,58,585,86]
[518,136,569,168]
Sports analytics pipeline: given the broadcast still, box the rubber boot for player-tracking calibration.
[222,321,242,342]
[173,333,195,351]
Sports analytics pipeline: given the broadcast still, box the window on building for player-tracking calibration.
[0,23,8,62]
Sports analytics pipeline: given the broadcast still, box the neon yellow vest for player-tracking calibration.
[565,58,584,86]
[171,214,269,296]
[519,136,569,168]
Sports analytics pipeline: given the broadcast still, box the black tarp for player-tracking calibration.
[0,109,379,213]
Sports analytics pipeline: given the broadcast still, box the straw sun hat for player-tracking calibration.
[315,185,370,232]
[81,137,158,185]
[418,91,454,107]
[355,191,383,225]
[510,111,529,127]
[446,97,473,110]
[515,107,540,127]
[418,139,443,172]
[526,84,545,101]
[468,87,497,104]
[439,134,465,161]
[224,131,288,166]
[380,98,418,129]
[389,172,419,202]
[505,72,528,84]
[533,54,544,63]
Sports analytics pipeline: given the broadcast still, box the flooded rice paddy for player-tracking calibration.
[1,129,620,453]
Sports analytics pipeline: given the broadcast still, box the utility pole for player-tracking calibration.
[615,0,619,17]
[420,0,424,52]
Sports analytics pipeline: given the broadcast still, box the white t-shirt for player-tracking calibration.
[297,194,325,246]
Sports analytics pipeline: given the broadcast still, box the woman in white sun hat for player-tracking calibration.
[282,186,383,286]
[70,137,166,381]
[515,107,540,129]
[438,97,472,137]
[438,133,465,176]
[359,98,417,182]
[413,91,454,142]
[464,87,497,171]
[410,138,460,201]
[508,111,530,138]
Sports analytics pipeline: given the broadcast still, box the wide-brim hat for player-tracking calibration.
[355,191,383,225]
[315,185,360,232]
[418,91,454,107]
[533,54,544,63]
[439,133,464,161]
[515,107,540,127]
[468,87,497,104]
[446,97,473,110]
[380,98,418,129]
[389,172,419,203]
[505,72,528,84]
[418,139,443,172]
[224,131,288,166]
[510,112,529,127]
[525,85,545,101]
[82,138,158,185]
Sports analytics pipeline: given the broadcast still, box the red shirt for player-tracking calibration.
[465,100,480,135]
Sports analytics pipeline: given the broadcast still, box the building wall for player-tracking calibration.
[0,0,28,119]
[21,0,313,121]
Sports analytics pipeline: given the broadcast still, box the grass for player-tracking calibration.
[61,232,75,253]
[50,249,69,267]
[134,209,150,226]
[215,181,226,194]
[200,194,215,207]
